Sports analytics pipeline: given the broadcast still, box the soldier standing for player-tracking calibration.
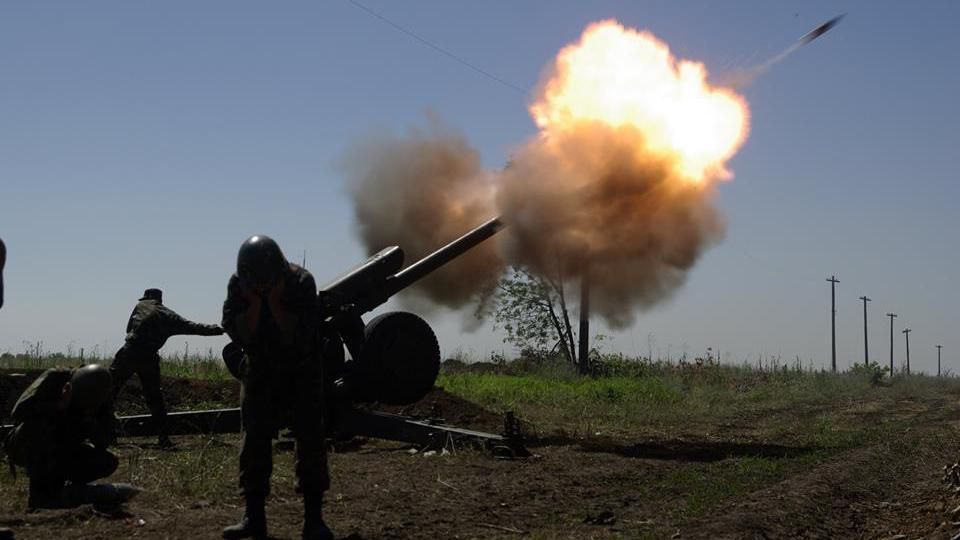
[110,288,223,447]
[4,365,122,511]
[221,236,332,540]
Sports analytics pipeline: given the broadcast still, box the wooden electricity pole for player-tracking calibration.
[578,269,591,375]
[827,276,839,372]
[902,328,912,375]
[859,296,871,367]
[937,344,943,377]
[887,313,897,375]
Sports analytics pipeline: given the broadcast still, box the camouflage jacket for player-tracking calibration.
[124,299,221,352]
[222,263,319,368]
[6,368,114,466]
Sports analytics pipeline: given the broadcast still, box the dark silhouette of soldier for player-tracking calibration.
[4,365,123,511]
[110,288,223,447]
[221,235,331,540]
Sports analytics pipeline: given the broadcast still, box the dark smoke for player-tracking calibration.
[497,122,726,327]
[343,119,726,328]
[342,121,505,310]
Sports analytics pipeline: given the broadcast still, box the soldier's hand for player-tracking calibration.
[239,283,263,307]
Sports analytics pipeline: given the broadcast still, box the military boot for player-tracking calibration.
[157,435,176,449]
[222,495,267,540]
[27,478,66,512]
[302,493,333,540]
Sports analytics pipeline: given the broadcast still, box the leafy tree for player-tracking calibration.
[481,266,579,365]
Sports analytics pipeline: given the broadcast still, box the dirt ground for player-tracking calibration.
[3,369,960,539]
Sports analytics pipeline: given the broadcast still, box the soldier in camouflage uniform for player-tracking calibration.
[221,235,332,540]
[110,288,223,447]
[4,365,118,511]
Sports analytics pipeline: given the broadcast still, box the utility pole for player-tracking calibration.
[859,296,871,367]
[902,328,912,375]
[578,268,591,376]
[937,344,943,377]
[886,313,897,375]
[827,276,839,372]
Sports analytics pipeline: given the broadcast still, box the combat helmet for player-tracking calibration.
[237,235,288,291]
[69,364,112,411]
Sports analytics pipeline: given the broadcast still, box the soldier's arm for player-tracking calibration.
[160,305,224,337]
[222,274,260,345]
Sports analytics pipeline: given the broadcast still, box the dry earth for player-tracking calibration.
[2,370,960,539]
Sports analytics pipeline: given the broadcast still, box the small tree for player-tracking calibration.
[482,266,579,365]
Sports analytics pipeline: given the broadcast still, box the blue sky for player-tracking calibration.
[1,1,957,373]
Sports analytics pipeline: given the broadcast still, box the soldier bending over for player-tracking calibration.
[221,235,332,540]
[4,365,125,511]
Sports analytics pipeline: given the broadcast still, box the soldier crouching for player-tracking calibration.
[4,365,121,511]
[221,235,332,540]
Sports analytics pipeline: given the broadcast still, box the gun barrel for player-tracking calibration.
[382,216,504,300]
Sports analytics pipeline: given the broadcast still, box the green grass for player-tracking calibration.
[4,348,960,537]
[0,350,231,380]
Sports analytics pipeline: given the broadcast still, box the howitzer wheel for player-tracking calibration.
[355,311,440,405]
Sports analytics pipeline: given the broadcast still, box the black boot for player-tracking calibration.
[302,493,333,540]
[27,478,67,512]
[222,495,267,540]
[157,434,176,449]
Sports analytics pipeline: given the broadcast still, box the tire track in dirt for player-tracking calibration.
[681,395,960,539]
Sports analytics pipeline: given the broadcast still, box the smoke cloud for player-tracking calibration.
[497,123,726,327]
[342,20,748,328]
[342,121,505,310]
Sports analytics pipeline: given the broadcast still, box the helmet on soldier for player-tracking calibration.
[237,235,287,292]
[69,364,112,412]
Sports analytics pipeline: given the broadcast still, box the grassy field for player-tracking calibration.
[2,351,960,538]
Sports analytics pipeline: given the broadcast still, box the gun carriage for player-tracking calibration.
[1,218,523,454]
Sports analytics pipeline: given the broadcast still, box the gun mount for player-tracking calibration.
[318,216,504,406]
[0,218,522,454]
[313,216,515,452]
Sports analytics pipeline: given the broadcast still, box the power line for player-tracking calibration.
[345,0,527,95]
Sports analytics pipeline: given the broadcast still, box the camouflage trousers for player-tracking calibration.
[239,361,329,498]
[110,345,167,437]
[17,437,118,510]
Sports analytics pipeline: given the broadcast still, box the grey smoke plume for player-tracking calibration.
[342,121,505,309]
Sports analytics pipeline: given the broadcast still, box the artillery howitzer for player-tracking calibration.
[115,217,526,454]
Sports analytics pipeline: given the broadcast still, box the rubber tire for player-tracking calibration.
[355,311,440,405]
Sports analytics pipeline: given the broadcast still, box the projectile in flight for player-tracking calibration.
[800,14,845,46]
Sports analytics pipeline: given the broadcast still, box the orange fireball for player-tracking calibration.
[530,20,750,182]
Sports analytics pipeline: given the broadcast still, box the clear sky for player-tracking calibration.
[1,1,957,373]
